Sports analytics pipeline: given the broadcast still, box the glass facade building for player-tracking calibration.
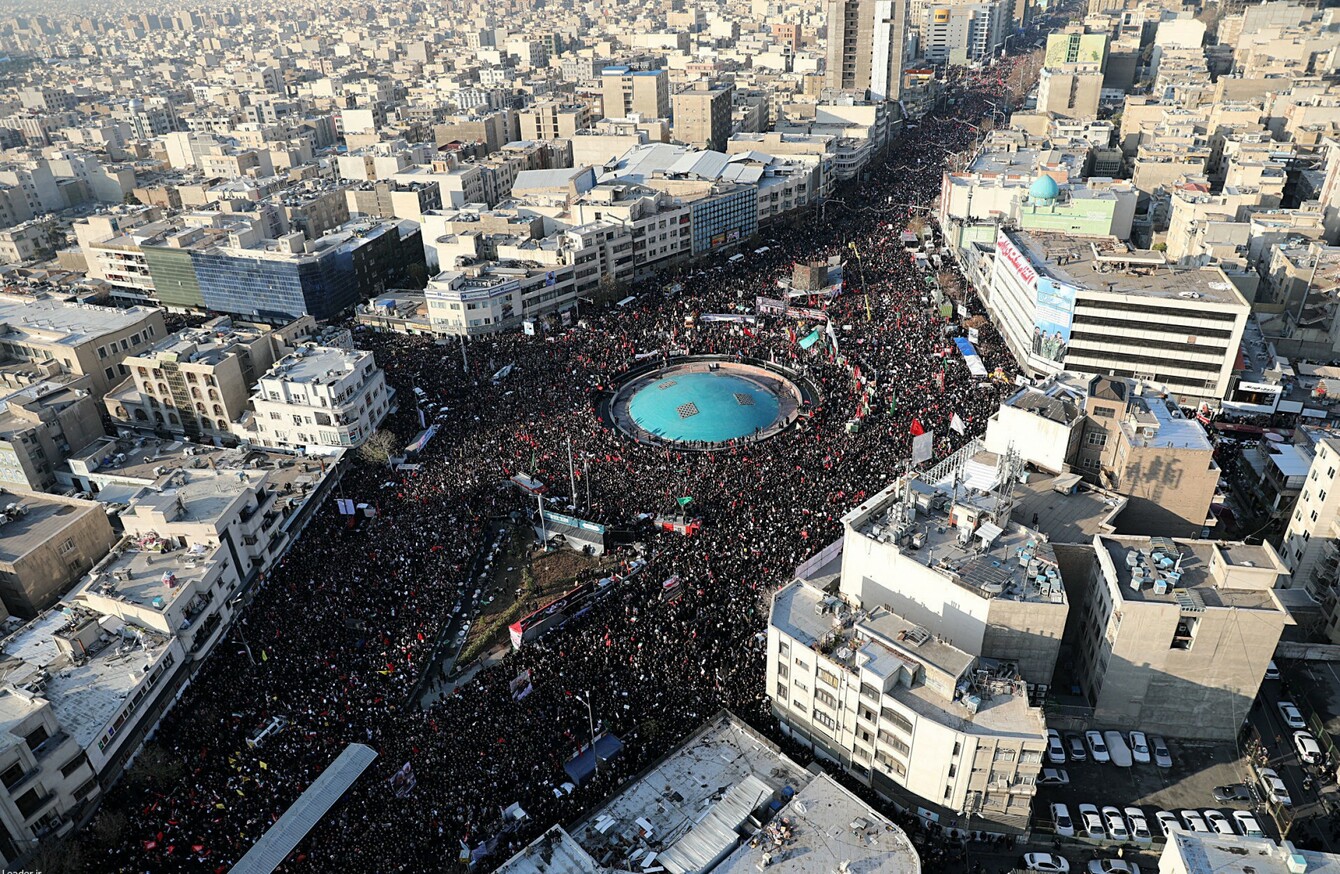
[142,222,426,323]
[690,186,758,255]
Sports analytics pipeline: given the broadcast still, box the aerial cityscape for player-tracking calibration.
[0,0,1338,872]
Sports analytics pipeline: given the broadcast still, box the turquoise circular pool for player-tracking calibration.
[626,372,783,443]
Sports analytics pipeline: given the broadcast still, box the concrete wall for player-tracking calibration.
[981,598,1069,686]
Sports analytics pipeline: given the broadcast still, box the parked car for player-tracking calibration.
[1232,811,1264,837]
[1079,804,1106,840]
[1155,810,1181,837]
[1038,768,1070,786]
[1265,660,1280,681]
[1294,730,1323,765]
[1129,731,1151,765]
[1088,862,1140,874]
[1124,807,1152,844]
[1086,730,1111,764]
[1102,807,1129,841]
[1048,729,1067,764]
[1179,810,1210,833]
[1213,784,1256,803]
[1104,731,1133,768]
[1204,810,1234,836]
[1067,733,1088,762]
[1150,735,1173,769]
[1053,803,1075,838]
[1278,701,1307,730]
[1023,853,1071,873]
[1258,767,1292,807]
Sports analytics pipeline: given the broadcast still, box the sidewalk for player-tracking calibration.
[419,641,511,707]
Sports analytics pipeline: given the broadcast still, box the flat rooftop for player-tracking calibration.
[845,471,1065,604]
[0,609,173,751]
[711,773,919,874]
[1099,535,1286,611]
[1167,831,1340,874]
[1010,475,1125,544]
[263,346,367,386]
[1010,231,1248,306]
[1003,384,1082,424]
[127,467,263,527]
[0,295,157,345]
[0,494,94,565]
[81,539,216,613]
[1122,395,1214,452]
[567,712,811,871]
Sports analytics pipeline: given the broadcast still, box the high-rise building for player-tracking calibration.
[919,0,1011,66]
[600,67,670,120]
[518,102,592,141]
[672,83,734,152]
[825,0,907,101]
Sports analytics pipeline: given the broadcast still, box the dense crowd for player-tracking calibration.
[85,61,1026,874]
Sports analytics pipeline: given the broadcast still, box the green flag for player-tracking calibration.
[677,496,693,507]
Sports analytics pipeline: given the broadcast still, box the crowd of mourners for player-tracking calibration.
[85,61,1029,874]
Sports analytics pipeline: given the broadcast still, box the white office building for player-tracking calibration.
[245,346,390,455]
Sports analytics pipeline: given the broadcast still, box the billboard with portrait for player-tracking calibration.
[1032,276,1078,363]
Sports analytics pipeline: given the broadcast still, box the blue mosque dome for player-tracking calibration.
[1029,175,1060,202]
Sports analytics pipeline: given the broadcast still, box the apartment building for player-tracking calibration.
[986,230,1250,404]
[600,67,669,120]
[825,0,906,101]
[0,296,166,397]
[673,84,734,152]
[1073,535,1289,739]
[518,102,592,141]
[106,318,283,442]
[245,346,390,454]
[0,378,106,494]
[0,493,117,618]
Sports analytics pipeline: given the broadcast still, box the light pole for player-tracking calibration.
[573,691,598,776]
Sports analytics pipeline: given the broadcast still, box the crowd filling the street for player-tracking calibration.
[83,62,1037,874]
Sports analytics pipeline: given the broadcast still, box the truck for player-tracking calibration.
[1103,730,1133,768]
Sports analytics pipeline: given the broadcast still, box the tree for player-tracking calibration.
[357,429,398,466]
[125,742,184,790]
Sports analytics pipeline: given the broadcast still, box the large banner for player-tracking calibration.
[996,231,1038,287]
[700,313,758,324]
[1032,276,1077,363]
[953,337,988,378]
[541,509,606,535]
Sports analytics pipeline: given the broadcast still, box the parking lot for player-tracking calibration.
[1034,731,1271,845]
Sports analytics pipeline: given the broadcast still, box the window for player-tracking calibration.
[58,538,74,555]
[815,688,838,709]
[24,725,49,751]
[59,754,86,779]
[812,709,836,731]
[1086,432,1107,446]
[0,761,24,790]
[74,777,97,799]
[1322,490,1328,503]
[775,683,787,701]
[880,707,913,734]
[14,787,46,818]
[816,668,838,688]
[793,658,808,671]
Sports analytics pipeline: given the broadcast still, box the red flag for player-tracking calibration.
[910,419,925,437]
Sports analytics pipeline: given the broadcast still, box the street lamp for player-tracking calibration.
[572,691,599,776]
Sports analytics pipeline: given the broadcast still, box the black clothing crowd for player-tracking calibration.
[86,62,1026,874]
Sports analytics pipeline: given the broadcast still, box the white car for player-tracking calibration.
[1278,701,1307,730]
[1294,730,1324,765]
[1088,862,1140,874]
[1086,730,1111,764]
[1204,810,1234,836]
[1124,807,1152,844]
[1151,735,1173,769]
[1048,729,1067,764]
[1155,810,1181,837]
[1265,660,1281,681]
[1129,731,1151,765]
[1079,804,1105,840]
[1052,803,1075,837]
[1258,767,1293,807]
[1023,853,1071,873]
[1180,810,1210,833]
[1102,807,1129,841]
[1232,810,1264,837]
